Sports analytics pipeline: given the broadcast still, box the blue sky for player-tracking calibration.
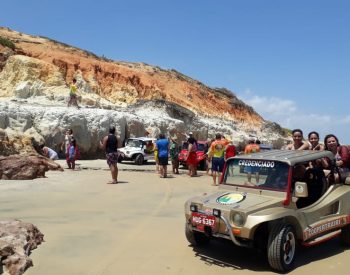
[2,0,350,144]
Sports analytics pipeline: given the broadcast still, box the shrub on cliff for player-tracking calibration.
[0,36,15,50]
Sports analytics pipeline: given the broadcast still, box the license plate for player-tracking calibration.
[191,212,216,229]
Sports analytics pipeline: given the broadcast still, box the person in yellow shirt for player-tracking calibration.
[68,78,80,108]
[208,133,229,186]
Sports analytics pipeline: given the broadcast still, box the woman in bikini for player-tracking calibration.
[285,129,309,150]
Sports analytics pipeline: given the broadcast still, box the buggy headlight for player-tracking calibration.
[190,204,198,212]
[233,213,244,226]
[212,209,221,217]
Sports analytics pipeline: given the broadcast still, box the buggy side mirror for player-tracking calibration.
[294,181,308,198]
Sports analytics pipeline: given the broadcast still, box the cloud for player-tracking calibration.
[238,90,297,118]
[244,95,296,116]
[237,91,350,144]
[338,115,350,124]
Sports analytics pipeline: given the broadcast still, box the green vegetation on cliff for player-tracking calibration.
[0,36,15,50]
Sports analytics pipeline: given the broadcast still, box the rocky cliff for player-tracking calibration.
[0,27,286,157]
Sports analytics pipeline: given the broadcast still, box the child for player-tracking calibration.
[67,138,77,170]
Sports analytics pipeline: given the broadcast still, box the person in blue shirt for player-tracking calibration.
[156,133,170,178]
[67,138,77,170]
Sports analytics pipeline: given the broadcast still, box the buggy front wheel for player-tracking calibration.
[267,223,297,272]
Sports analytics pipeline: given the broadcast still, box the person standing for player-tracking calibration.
[100,126,119,184]
[68,78,80,108]
[61,128,74,168]
[208,133,228,185]
[225,140,236,160]
[244,138,260,154]
[205,139,214,176]
[156,133,170,178]
[67,138,77,170]
[244,138,261,184]
[169,136,179,174]
[186,137,198,177]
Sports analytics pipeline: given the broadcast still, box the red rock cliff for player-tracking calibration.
[0,27,262,127]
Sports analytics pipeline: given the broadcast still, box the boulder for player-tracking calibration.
[0,155,63,180]
[13,80,45,98]
[0,220,44,275]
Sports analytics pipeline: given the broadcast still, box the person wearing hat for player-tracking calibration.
[169,136,179,174]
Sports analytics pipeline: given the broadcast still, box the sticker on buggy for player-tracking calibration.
[238,160,275,168]
[217,193,245,205]
[303,215,350,240]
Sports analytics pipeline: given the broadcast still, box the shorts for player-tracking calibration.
[212,157,224,172]
[158,156,169,166]
[106,152,119,166]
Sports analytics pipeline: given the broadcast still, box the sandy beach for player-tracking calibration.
[1,160,349,275]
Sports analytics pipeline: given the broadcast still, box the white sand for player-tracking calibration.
[0,160,349,275]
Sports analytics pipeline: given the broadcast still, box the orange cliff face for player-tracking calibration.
[0,27,263,127]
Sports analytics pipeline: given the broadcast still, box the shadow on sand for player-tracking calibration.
[191,237,349,273]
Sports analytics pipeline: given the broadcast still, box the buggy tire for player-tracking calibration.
[341,224,350,246]
[185,223,209,246]
[134,154,144,165]
[267,223,297,272]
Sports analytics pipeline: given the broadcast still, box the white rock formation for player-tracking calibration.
[0,96,285,158]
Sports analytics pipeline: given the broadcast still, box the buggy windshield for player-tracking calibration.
[223,159,290,192]
[126,139,143,148]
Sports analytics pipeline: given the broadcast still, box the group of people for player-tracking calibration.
[284,129,350,182]
[38,125,350,187]
[50,76,350,186]
[147,131,234,183]
[153,132,238,185]
[40,128,79,170]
